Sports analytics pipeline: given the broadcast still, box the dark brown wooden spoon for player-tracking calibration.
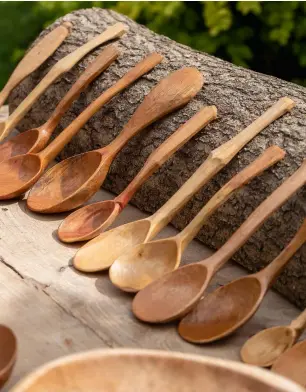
[133,160,306,324]
[0,325,17,389]
[26,67,203,213]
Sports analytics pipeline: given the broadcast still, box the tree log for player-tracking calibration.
[9,8,306,308]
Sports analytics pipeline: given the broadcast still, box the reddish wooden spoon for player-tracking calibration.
[0,325,17,389]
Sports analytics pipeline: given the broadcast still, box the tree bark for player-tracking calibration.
[9,8,306,308]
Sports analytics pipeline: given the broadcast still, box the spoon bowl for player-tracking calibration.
[73,219,153,272]
[58,200,121,242]
[0,129,40,162]
[241,326,296,367]
[0,325,17,389]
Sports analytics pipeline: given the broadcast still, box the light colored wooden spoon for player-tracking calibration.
[73,97,294,273]
[111,146,285,293]
[58,105,217,243]
[0,325,17,389]
[0,44,119,163]
[178,215,306,344]
[0,23,71,108]
[241,308,306,367]
[0,51,162,200]
[272,339,306,388]
[26,67,203,213]
[0,22,128,142]
[133,163,306,324]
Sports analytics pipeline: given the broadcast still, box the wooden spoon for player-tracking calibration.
[111,146,285,293]
[178,215,306,344]
[272,339,306,388]
[0,325,17,389]
[241,308,306,367]
[26,67,203,213]
[133,162,306,324]
[0,51,162,200]
[0,23,71,108]
[0,44,120,163]
[58,106,217,243]
[73,97,294,273]
[0,23,128,142]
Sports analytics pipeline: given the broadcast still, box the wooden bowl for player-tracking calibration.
[10,349,305,392]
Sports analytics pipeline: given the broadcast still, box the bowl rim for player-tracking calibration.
[10,348,305,392]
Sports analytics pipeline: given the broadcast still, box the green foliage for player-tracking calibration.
[0,1,305,89]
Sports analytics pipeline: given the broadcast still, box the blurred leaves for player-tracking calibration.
[0,1,305,88]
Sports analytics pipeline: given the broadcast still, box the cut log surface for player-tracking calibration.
[8,8,306,308]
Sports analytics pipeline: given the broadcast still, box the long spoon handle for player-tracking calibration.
[0,23,71,108]
[42,44,117,135]
[38,52,163,164]
[258,218,306,286]
[178,146,286,250]
[290,307,306,336]
[149,98,295,238]
[0,23,128,142]
[105,67,204,155]
[206,162,306,272]
[114,106,217,208]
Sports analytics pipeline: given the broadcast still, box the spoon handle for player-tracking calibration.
[206,161,306,272]
[38,52,162,164]
[258,218,306,286]
[42,45,119,136]
[290,307,306,337]
[149,98,294,239]
[0,23,128,142]
[105,67,204,155]
[178,146,285,250]
[114,106,217,208]
[0,23,71,108]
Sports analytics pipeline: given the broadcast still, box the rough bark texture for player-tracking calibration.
[9,8,306,308]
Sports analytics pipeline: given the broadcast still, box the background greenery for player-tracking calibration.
[1,1,306,88]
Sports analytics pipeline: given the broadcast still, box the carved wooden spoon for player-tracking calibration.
[178,215,306,343]
[0,51,162,200]
[0,44,119,163]
[0,23,128,142]
[133,162,306,324]
[272,339,306,388]
[111,146,285,292]
[0,325,17,389]
[72,97,294,273]
[241,308,306,367]
[58,106,217,242]
[0,22,71,108]
[26,67,203,213]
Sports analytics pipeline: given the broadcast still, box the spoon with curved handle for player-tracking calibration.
[272,338,306,388]
[178,216,306,343]
[73,97,294,273]
[0,22,71,108]
[0,325,17,389]
[0,23,128,142]
[133,162,306,325]
[241,308,306,367]
[111,146,285,292]
[0,51,163,200]
[26,66,203,213]
[0,44,120,163]
[58,105,217,242]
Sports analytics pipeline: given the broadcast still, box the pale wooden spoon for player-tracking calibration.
[0,23,128,142]
[133,163,306,324]
[241,308,306,367]
[0,42,117,163]
[0,325,17,389]
[0,23,71,108]
[58,105,217,242]
[111,146,285,293]
[272,339,306,388]
[26,67,203,213]
[178,215,306,343]
[0,50,162,200]
[73,97,294,273]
